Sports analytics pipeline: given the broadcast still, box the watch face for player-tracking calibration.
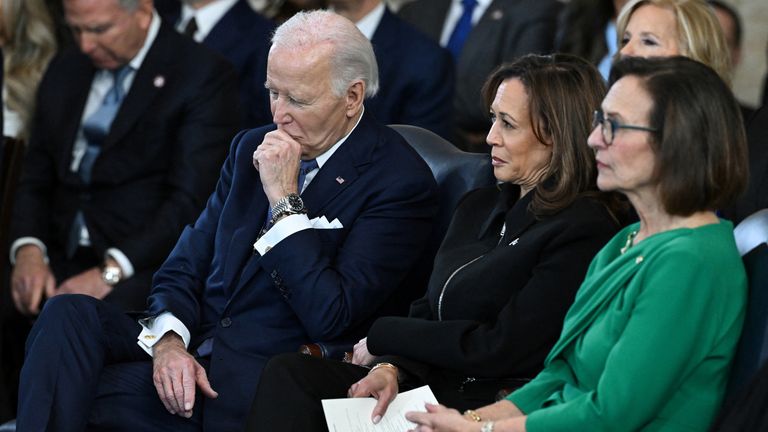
[287,195,305,211]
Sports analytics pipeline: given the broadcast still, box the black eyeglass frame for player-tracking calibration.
[592,110,658,145]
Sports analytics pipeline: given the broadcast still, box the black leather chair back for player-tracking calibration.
[390,124,496,251]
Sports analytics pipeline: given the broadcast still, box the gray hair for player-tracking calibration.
[271,10,379,98]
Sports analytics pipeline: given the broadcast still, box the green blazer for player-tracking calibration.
[509,221,747,432]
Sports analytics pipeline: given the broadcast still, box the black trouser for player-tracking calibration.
[245,353,513,431]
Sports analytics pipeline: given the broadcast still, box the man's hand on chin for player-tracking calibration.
[152,333,218,418]
[55,268,112,300]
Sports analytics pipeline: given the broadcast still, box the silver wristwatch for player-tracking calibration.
[270,193,307,224]
[101,265,123,286]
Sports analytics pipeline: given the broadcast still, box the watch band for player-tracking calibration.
[270,193,307,224]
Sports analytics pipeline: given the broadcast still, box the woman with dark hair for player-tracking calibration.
[245,54,624,431]
[409,56,748,432]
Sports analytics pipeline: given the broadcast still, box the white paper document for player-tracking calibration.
[322,385,438,432]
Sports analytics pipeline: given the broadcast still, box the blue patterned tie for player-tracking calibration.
[66,66,132,258]
[78,66,132,183]
[446,0,478,59]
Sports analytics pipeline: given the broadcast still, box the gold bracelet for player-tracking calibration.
[369,362,398,375]
[463,409,482,422]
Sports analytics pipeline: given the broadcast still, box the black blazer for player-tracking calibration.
[398,0,562,136]
[367,184,620,408]
[366,8,454,139]
[10,21,241,307]
[155,0,275,129]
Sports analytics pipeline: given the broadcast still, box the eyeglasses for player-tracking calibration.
[592,110,658,145]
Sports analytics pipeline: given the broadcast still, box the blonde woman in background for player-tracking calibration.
[0,0,56,139]
[616,0,731,85]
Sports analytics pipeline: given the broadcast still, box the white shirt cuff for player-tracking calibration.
[253,213,312,255]
[9,237,49,265]
[106,248,135,278]
[136,312,191,357]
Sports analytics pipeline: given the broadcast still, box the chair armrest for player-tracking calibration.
[298,342,353,362]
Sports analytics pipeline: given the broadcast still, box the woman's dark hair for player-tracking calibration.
[609,56,748,215]
[482,53,622,218]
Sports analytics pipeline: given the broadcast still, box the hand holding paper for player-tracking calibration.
[322,385,438,432]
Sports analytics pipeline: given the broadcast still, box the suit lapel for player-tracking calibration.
[371,8,397,52]
[421,0,452,41]
[203,0,247,53]
[229,112,379,298]
[103,22,175,149]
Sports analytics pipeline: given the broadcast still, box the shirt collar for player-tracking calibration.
[314,107,365,168]
[179,0,238,42]
[353,3,386,40]
[128,10,161,72]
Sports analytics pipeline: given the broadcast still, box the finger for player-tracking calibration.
[181,365,196,416]
[171,370,187,415]
[45,274,56,299]
[11,281,26,315]
[27,280,44,315]
[194,363,218,399]
[405,410,428,425]
[371,391,394,424]
[161,372,180,414]
[153,373,175,414]
[349,382,364,398]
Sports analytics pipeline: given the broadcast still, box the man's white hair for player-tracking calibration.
[271,10,379,98]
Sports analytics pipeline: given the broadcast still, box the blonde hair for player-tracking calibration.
[1,0,57,139]
[616,0,731,85]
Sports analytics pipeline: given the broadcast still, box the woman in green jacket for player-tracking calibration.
[407,56,749,432]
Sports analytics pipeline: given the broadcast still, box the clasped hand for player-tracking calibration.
[252,129,302,206]
[152,333,218,418]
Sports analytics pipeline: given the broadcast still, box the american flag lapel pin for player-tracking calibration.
[153,75,165,88]
[336,176,345,184]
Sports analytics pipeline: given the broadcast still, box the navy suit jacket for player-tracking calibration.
[156,0,275,129]
[366,8,454,139]
[399,0,561,135]
[10,21,240,308]
[147,111,438,430]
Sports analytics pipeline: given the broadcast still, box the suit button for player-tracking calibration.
[220,317,232,328]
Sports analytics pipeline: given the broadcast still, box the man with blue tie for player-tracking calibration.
[398,0,561,151]
[16,9,438,432]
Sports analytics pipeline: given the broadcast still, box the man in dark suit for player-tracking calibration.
[16,10,437,432]
[155,0,275,129]
[8,0,240,315]
[398,0,561,151]
[330,0,454,139]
